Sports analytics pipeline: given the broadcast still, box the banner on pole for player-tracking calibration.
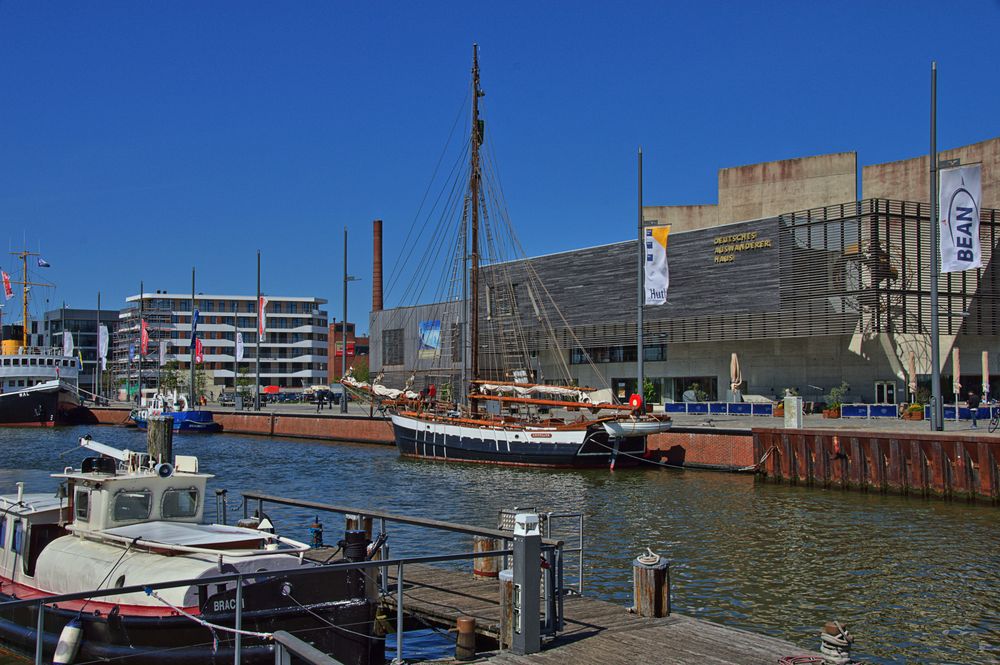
[236,331,245,362]
[194,338,204,364]
[63,331,74,357]
[939,164,982,273]
[140,320,149,356]
[643,225,670,305]
[258,297,269,341]
[1,271,12,300]
[159,340,167,367]
[98,325,109,360]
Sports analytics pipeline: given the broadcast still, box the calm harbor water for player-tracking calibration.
[1,425,998,664]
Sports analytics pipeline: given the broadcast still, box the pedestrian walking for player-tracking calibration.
[968,390,982,429]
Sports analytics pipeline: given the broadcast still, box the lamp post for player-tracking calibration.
[342,226,361,413]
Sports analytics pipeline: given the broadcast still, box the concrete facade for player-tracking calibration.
[643,151,857,231]
[862,136,1000,208]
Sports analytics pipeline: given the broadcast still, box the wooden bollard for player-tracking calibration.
[472,535,500,578]
[632,553,670,617]
[147,416,174,465]
[345,514,373,538]
[455,616,476,660]
[498,569,513,649]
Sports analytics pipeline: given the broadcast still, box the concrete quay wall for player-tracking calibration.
[754,427,1000,503]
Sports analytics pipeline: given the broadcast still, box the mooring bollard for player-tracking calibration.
[473,535,500,578]
[455,616,476,660]
[146,415,174,465]
[820,621,853,664]
[631,548,670,617]
[511,513,541,655]
[345,513,373,538]
[498,568,514,649]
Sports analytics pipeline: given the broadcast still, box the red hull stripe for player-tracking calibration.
[0,577,200,617]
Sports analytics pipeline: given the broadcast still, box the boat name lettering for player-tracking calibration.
[213,598,245,613]
[530,433,552,438]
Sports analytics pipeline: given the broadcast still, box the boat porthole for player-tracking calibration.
[281,582,293,597]
[114,575,126,588]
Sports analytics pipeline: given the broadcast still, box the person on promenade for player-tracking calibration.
[968,391,981,429]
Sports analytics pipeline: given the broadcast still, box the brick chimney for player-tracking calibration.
[373,219,383,312]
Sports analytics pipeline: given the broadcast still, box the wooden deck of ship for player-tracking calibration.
[381,563,812,664]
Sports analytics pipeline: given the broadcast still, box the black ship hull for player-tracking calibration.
[391,413,646,468]
[0,382,86,427]
[0,567,381,665]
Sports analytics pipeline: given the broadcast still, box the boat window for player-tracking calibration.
[161,488,199,519]
[12,520,22,555]
[112,490,152,522]
[75,489,90,522]
[0,516,6,549]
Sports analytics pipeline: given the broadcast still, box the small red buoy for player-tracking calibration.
[629,393,643,410]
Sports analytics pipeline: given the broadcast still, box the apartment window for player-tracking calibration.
[383,329,404,366]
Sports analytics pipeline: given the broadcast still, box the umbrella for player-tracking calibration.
[983,350,989,400]
[263,385,280,395]
[730,353,743,402]
[952,348,961,396]
[907,351,917,401]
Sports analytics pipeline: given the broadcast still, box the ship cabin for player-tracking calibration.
[52,453,211,535]
[0,491,68,584]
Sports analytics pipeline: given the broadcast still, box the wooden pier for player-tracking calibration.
[381,563,812,665]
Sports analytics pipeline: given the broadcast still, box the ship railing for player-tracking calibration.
[240,491,566,644]
[1,547,518,665]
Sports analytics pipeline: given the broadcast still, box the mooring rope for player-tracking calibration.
[144,588,273,639]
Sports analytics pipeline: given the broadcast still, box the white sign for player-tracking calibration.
[643,226,670,305]
[939,164,982,273]
[236,331,245,362]
[63,331,74,357]
[159,340,167,367]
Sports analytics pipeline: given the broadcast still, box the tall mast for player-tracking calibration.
[469,43,483,399]
[637,148,644,405]
[10,250,51,348]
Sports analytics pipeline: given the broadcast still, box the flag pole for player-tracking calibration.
[255,250,261,411]
[636,147,644,406]
[190,268,196,406]
[930,61,943,431]
[138,280,143,406]
[95,291,100,402]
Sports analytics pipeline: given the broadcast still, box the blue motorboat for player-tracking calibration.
[130,391,221,433]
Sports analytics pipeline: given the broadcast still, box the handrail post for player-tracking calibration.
[34,602,43,665]
[395,563,404,664]
[556,545,565,631]
[234,574,243,665]
[511,512,541,655]
[380,517,388,595]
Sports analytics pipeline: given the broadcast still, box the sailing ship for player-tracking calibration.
[0,251,88,427]
[0,436,379,664]
[344,46,670,468]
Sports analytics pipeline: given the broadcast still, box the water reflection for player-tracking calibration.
[0,426,997,664]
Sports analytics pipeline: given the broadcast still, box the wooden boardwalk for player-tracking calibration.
[383,564,813,664]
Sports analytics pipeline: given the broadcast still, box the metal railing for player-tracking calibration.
[0,547,515,665]
[241,492,568,638]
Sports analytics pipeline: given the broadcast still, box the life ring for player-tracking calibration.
[629,393,643,410]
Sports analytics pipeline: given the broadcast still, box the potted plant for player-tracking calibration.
[823,382,849,418]
[642,379,657,413]
[902,403,924,420]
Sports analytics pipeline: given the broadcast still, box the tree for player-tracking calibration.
[353,356,370,384]
[236,365,253,402]
[160,361,181,392]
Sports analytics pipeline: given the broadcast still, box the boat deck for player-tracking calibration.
[376,562,814,665]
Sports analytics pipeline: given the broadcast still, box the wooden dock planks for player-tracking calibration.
[383,564,809,665]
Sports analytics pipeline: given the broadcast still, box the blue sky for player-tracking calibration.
[1,1,998,332]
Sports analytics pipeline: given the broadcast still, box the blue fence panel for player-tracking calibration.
[709,402,729,414]
[869,405,898,418]
[729,402,753,415]
[664,403,687,413]
[686,403,709,414]
[751,403,774,416]
[840,404,869,418]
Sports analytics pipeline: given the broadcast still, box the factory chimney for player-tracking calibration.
[372,219,383,312]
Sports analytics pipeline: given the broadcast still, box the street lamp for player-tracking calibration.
[342,226,361,413]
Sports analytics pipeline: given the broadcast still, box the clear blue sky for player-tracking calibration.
[1,1,998,333]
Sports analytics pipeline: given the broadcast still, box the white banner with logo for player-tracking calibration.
[159,340,167,367]
[236,331,245,361]
[939,164,982,273]
[643,225,670,305]
[98,325,109,360]
[63,331,74,357]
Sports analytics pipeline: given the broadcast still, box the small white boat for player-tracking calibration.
[0,436,379,664]
[602,417,673,438]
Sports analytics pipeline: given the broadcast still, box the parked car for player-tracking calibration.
[219,392,236,406]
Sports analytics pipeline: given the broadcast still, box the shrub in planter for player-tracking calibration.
[823,382,849,418]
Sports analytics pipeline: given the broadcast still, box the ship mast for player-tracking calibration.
[10,250,53,348]
[468,44,483,406]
